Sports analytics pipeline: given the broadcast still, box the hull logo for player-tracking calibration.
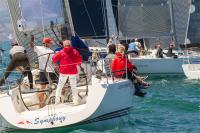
[17,115,66,125]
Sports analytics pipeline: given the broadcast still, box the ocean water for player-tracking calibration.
[0,42,200,133]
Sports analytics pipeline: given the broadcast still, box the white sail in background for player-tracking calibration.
[117,0,191,45]
[118,0,171,40]
[0,0,15,42]
[172,0,191,45]
[6,0,65,61]
[20,0,64,31]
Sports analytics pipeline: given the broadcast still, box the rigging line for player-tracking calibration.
[45,28,60,47]
[82,0,97,37]
[39,0,45,37]
[18,0,23,19]
[55,19,62,35]
[50,21,63,46]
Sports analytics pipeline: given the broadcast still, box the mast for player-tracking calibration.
[105,0,118,43]
[63,0,75,37]
[104,0,110,40]
[185,0,192,44]
[169,0,177,45]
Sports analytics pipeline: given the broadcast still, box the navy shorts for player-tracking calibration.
[39,72,57,85]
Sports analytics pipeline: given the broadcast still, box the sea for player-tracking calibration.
[0,42,200,133]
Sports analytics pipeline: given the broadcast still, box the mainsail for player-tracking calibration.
[117,0,191,45]
[68,0,107,38]
[172,0,191,44]
[20,0,64,31]
[6,0,65,61]
[188,0,200,43]
[0,0,14,42]
[111,0,118,30]
[118,0,171,39]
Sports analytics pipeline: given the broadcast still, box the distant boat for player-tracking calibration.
[115,0,200,75]
[182,64,200,79]
[132,53,200,75]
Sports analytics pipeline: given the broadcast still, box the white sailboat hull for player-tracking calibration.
[131,57,200,75]
[182,64,200,79]
[0,77,134,131]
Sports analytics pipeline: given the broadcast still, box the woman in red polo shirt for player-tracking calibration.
[111,44,149,97]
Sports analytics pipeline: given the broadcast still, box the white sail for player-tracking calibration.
[117,0,191,45]
[0,0,15,42]
[6,0,65,61]
[20,0,64,31]
[118,0,171,40]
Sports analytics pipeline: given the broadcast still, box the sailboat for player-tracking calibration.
[0,68,134,130]
[181,1,200,80]
[0,0,135,131]
[114,0,200,75]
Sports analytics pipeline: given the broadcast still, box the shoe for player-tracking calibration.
[134,90,146,97]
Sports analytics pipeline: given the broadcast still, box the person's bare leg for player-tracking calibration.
[132,73,149,87]
[38,84,46,108]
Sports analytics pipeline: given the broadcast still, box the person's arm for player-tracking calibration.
[74,50,82,66]
[127,60,136,71]
[52,52,62,63]
[155,48,159,57]
[136,43,141,51]
[111,59,116,72]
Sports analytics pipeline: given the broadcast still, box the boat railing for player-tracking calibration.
[0,52,131,91]
[184,47,200,57]
[0,54,131,111]
[95,57,130,83]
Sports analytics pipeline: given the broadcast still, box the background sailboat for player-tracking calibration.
[181,1,200,79]
[113,0,200,75]
[187,0,200,44]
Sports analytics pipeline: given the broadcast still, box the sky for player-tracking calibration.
[0,0,12,42]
